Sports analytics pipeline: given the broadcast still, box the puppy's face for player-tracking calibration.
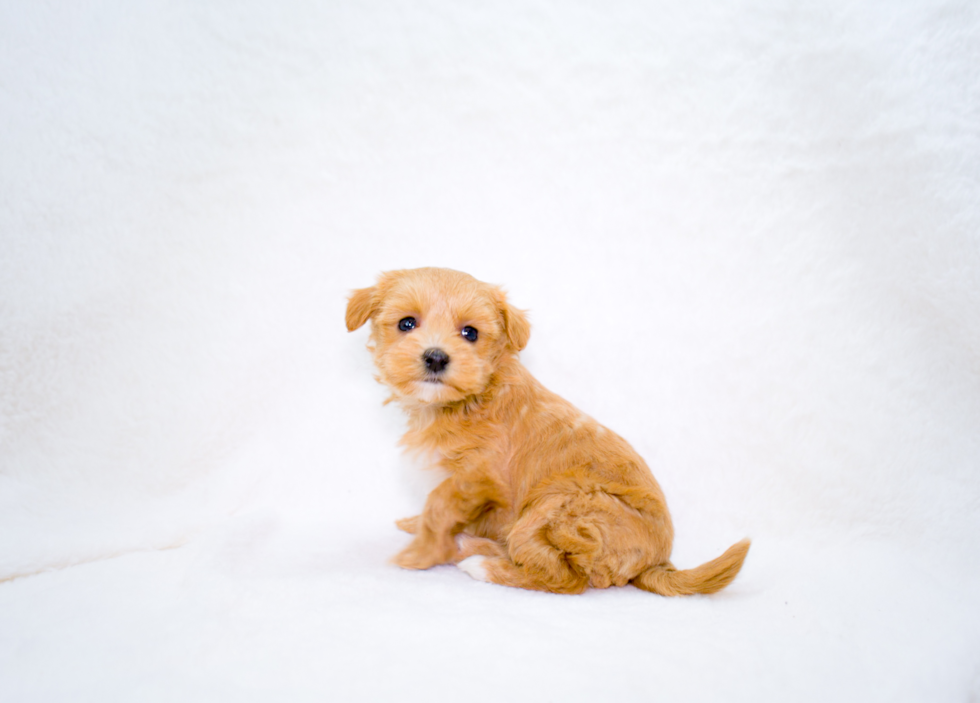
[346,268,529,406]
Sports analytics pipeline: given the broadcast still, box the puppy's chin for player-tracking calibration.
[415,380,450,404]
[389,379,464,407]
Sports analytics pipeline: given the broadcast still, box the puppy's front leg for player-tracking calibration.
[393,476,496,570]
[395,515,420,534]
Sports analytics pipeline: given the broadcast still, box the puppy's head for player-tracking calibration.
[346,268,529,406]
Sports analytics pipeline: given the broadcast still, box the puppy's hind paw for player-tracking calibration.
[454,533,507,561]
[457,556,489,582]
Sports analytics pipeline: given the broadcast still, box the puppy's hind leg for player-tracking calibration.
[457,556,588,594]
[457,507,590,594]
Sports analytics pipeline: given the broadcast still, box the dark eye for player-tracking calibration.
[398,317,417,332]
[461,326,478,343]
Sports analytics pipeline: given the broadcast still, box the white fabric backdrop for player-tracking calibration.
[2,1,978,700]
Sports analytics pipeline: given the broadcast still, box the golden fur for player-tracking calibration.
[346,267,750,595]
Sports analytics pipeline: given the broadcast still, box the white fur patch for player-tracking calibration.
[415,381,444,403]
[457,556,489,582]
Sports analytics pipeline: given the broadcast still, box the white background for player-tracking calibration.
[2,1,979,700]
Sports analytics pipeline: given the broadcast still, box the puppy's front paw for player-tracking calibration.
[395,515,421,534]
[393,538,455,570]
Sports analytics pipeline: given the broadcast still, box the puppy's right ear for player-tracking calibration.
[346,286,378,331]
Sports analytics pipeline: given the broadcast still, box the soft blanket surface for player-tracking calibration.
[1,1,978,700]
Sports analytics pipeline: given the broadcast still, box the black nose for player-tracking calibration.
[423,348,450,374]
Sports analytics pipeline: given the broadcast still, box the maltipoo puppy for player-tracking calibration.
[346,267,750,595]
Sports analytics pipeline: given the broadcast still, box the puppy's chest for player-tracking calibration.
[405,415,515,480]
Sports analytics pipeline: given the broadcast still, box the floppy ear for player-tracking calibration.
[496,289,531,351]
[346,285,378,331]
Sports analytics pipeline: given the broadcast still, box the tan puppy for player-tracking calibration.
[346,267,750,595]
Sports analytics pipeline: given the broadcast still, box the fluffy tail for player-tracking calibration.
[632,539,751,596]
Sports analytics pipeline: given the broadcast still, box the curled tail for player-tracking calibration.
[633,539,751,596]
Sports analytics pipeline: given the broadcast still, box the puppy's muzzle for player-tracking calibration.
[422,348,450,375]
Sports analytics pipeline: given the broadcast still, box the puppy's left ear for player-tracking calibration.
[346,286,378,331]
[495,289,531,351]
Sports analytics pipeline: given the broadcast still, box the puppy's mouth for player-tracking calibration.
[411,375,472,404]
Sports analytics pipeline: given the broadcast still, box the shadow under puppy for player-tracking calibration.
[346,267,750,595]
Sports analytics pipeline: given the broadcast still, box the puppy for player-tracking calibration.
[346,267,750,595]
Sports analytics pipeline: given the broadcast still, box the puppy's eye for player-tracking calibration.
[398,317,417,332]
[461,326,478,343]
